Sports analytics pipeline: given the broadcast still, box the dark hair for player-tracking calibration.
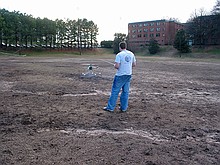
[119,41,127,49]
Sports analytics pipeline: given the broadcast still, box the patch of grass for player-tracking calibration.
[1,46,219,63]
[134,46,177,57]
[192,46,220,54]
[21,49,81,57]
[134,45,220,59]
[207,49,220,54]
[19,48,114,57]
[0,50,26,56]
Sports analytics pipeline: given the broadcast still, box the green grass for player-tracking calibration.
[192,46,220,54]
[135,45,220,59]
[133,45,220,63]
[0,46,219,63]
[135,46,176,57]
[203,49,220,54]
[0,48,113,57]
[23,50,82,57]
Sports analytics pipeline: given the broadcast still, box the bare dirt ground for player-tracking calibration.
[0,55,220,165]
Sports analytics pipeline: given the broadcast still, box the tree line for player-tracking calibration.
[0,9,99,50]
[174,0,220,53]
[185,0,220,46]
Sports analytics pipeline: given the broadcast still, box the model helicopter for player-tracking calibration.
[81,64,101,78]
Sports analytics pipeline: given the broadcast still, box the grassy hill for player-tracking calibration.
[0,46,219,59]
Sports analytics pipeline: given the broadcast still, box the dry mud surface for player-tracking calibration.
[0,55,220,165]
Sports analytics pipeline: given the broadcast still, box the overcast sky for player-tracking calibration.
[0,0,217,43]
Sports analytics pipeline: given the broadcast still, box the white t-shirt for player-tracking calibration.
[115,49,136,76]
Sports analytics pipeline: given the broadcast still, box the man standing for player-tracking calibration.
[103,41,136,112]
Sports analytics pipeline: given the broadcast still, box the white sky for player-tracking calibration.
[0,0,217,43]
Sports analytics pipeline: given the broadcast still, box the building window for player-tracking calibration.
[150,28,154,32]
[132,35,136,38]
[150,22,154,26]
[144,23,149,26]
[144,34,148,37]
[139,24,142,27]
[156,22,160,26]
[132,30,136,33]
[156,33,160,37]
[137,34,142,38]
[156,28,160,31]
[144,28,148,32]
[150,34,154,37]
[138,29,142,33]
[132,24,137,28]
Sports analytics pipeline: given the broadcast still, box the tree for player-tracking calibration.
[19,13,36,48]
[1,9,17,47]
[113,33,127,54]
[0,13,5,46]
[168,17,181,23]
[55,19,67,49]
[88,21,98,48]
[186,9,213,46]
[174,29,191,54]
[66,19,77,48]
[186,11,220,46]
[212,0,220,15]
[148,38,160,54]
[100,40,113,48]
[211,0,220,44]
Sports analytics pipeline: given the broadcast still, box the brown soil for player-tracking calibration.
[0,55,220,165]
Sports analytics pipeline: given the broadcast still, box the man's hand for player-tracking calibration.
[132,61,136,67]
[114,62,120,69]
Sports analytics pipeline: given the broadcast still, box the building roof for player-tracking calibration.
[128,19,182,25]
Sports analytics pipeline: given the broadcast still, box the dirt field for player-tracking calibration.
[0,54,220,165]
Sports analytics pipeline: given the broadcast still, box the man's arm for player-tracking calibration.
[132,61,136,67]
[114,62,120,69]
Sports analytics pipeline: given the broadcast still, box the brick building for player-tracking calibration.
[127,19,184,51]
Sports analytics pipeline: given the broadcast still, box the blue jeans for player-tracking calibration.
[106,75,131,111]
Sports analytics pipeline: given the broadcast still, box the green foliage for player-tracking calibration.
[113,33,127,54]
[174,29,191,53]
[0,9,99,49]
[148,38,160,54]
[100,40,113,48]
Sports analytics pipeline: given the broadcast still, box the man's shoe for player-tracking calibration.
[103,107,114,112]
[119,107,127,112]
